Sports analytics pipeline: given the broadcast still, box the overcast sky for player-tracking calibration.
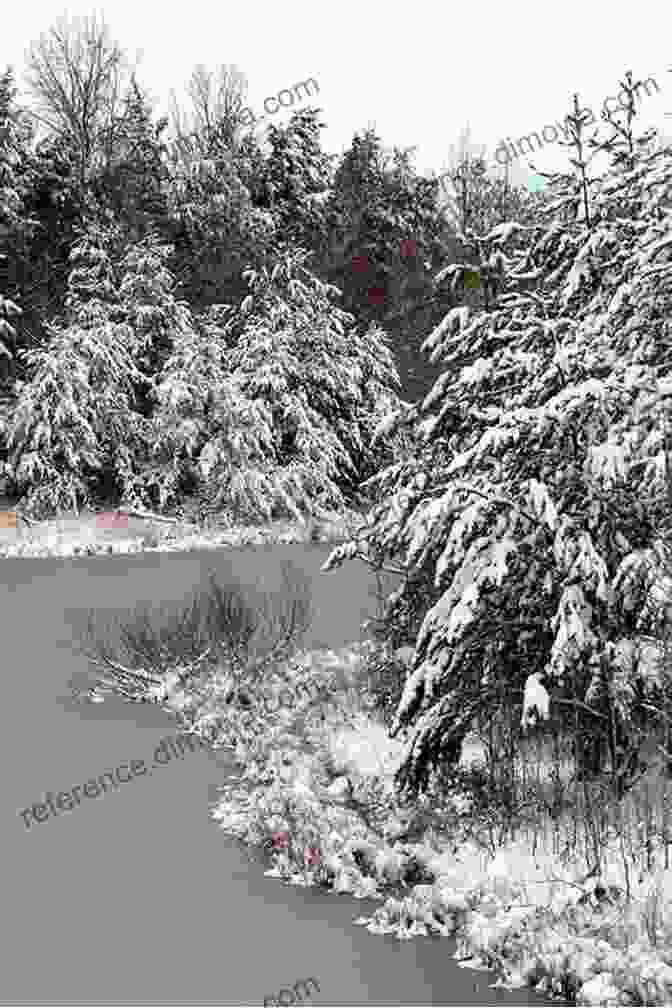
[2,0,670,193]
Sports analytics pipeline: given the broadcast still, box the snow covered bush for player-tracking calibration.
[324,73,672,799]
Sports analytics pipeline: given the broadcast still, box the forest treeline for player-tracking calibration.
[0,14,542,521]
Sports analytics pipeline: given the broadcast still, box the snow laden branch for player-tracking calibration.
[325,112,672,796]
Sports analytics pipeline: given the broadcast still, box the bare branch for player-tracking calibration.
[84,652,162,687]
[169,61,249,163]
[23,13,133,178]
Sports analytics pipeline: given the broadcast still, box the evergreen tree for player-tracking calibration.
[149,248,403,523]
[95,76,170,242]
[116,233,196,423]
[0,68,27,368]
[323,129,453,402]
[224,248,402,513]
[146,301,278,518]
[0,67,35,485]
[325,72,672,798]
[3,223,151,517]
[16,133,92,352]
[166,129,274,310]
[250,108,333,255]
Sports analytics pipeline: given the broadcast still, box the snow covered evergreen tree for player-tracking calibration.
[222,248,403,517]
[3,223,151,517]
[166,125,274,310]
[114,233,204,509]
[16,132,91,353]
[0,67,35,485]
[95,76,170,243]
[116,233,195,416]
[325,72,672,797]
[251,108,332,255]
[0,68,25,364]
[147,301,280,519]
[149,247,403,523]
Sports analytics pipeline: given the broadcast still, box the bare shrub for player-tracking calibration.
[71,559,313,709]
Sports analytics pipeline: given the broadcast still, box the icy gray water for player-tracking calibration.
[1,545,558,1005]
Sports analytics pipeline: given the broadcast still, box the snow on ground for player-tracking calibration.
[204,649,672,1007]
[0,507,366,557]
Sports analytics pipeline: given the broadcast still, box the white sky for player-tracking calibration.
[1,0,670,193]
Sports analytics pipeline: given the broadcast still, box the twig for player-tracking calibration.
[114,506,182,525]
[96,679,150,703]
[85,653,163,687]
[330,546,408,578]
[174,646,216,682]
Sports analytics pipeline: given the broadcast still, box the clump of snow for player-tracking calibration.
[458,733,488,769]
[328,714,406,780]
[521,672,550,729]
[577,974,622,1006]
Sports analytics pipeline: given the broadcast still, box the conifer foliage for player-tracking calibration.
[0,16,467,519]
[250,109,332,254]
[325,74,672,797]
[166,124,274,310]
[96,76,170,242]
[140,300,270,517]
[2,224,152,517]
[149,248,403,523]
[117,234,195,415]
[0,68,29,369]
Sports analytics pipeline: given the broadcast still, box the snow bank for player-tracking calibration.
[0,509,366,558]
[205,654,672,1006]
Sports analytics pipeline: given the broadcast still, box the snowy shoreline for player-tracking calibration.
[204,665,672,1007]
[0,506,370,558]
[87,630,672,1007]
[13,508,672,1004]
